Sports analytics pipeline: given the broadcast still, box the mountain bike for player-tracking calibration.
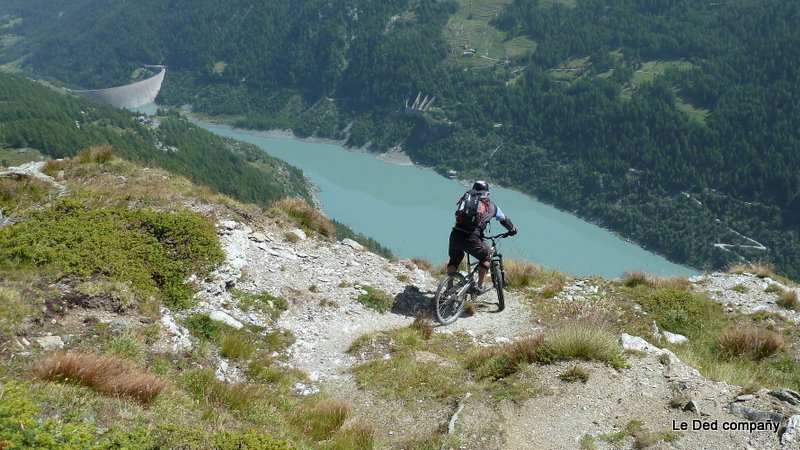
[434,232,511,325]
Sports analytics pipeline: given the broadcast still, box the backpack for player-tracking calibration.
[455,190,489,229]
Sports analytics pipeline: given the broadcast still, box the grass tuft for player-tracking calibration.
[777,290,799,311]
[410,314,434,340]
[464,335,544,380]
[726,261,776,278]
[503,259,539,289]
[35,352,168,404]
[76,145,114,165]
[410,258,433,271]
[717,326,785,360]
[271,198,335,237]
[539,323,627,369]
[326,419,375,450]
[559,364,590,383]
[622,271,650,288]
[292,399,351,442]
[0,285,35,340]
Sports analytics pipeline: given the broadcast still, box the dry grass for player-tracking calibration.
[76,145,114,165]
[503,259,540,289]
[777,290,800,311]
[35,352,168,404]
[464,335,544,380]
[292,399,351,442]
[325,419,376,450]
[540,322,627,369]
[410,258,433,271]
[271,198,335,237]
[717,326,785,360]
[726,261,776,279]
[621,271,689,290]
[410,314,434,340]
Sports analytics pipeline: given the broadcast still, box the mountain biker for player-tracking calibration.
[448,180,517,295]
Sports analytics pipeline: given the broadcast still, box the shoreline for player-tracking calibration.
[183,113,697,276]
[187,115,417,166]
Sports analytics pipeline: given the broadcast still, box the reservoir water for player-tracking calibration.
[139,104,696,278]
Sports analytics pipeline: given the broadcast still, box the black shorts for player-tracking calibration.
[448,228,490,268]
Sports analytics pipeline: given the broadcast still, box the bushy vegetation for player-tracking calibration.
[620,282,800,390]
[0,196,223,309]
[355,285,395,313]
[0,381,155,449]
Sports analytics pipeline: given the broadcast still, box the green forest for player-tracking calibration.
[1,0,798,279]
[0,75,311,206]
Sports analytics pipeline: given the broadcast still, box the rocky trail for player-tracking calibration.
[7,157,799,449]
[166,216,800,449]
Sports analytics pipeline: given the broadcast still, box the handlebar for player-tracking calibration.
[482,231,514,240]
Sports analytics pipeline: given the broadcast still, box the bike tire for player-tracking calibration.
[434,273,469,325]
[491,263,505,311]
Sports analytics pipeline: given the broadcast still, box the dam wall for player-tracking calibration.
[71,68,165,109]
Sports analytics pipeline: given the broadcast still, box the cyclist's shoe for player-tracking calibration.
[474,284,493,296]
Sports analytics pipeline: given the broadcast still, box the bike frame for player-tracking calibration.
[434,231,512,324]
[462,232,509,281]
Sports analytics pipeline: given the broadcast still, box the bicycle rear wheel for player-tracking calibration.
[434,273,469,325]
[491,262,505,311]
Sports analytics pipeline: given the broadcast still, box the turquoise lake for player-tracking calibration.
[139,104,697,278]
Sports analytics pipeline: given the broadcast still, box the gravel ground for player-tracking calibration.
[178,218,799,449]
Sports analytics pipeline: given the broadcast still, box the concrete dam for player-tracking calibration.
[71,67,165,109]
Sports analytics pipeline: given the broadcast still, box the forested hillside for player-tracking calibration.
[0,74,311,206]
[2,0,798,279]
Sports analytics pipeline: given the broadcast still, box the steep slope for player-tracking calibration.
[3,154,800,449]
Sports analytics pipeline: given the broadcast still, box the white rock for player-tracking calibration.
[293,382,320,396]
[620,333,659,353]
[342,238,364,251]
[35,335,64,351]
[663,330,689,345]
[209,310,244,330]
[220,220,237,230]
[251,232,268,242]
[160,308,193,351]
[782,415,800,445]
[291,228,307,240]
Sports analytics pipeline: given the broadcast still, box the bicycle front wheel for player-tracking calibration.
[491,262,505,311]
[434,273,469,325]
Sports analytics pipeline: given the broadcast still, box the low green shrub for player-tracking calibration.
[631,287,724,338]
[356,285,394,313]
[232,289,289,319]
[0,198,224,309]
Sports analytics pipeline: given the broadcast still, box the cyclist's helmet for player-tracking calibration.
[472,180,489,192]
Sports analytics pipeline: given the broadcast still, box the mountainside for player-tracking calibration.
[2,0,799,279]
[0,73,311,207]
[2,151,800,449]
